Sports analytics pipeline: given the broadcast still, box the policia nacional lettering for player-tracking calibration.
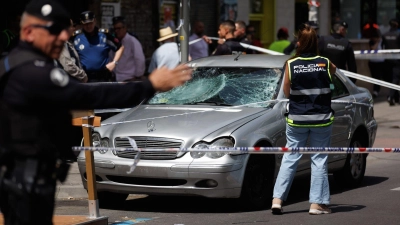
[286,55,334,127]
[293,63,327,73]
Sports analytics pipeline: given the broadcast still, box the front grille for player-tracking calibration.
[114,137,183,159]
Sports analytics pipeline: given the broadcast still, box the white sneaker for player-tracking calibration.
[309,204,331,215]
[271,198,283,215]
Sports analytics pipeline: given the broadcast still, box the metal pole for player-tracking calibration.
[179,0,190,63]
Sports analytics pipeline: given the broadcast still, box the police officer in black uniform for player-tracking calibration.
[382,18,400,105]
[213,20,247,56]
[0,1,192,224]
[318,21,357,83]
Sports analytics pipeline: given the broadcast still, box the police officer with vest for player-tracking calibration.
[212,20,247,56]
[0,0,192,224]
[73,11,124,82]
[382,18,400,105]
[319,21,357,83]
[271,25,336,215]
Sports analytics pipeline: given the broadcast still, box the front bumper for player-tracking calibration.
[77,154,246,198]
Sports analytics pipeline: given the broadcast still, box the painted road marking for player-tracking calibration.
[111,218,152,224]
[390,187,400,191]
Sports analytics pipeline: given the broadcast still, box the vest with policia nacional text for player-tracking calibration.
[286,54,334,127]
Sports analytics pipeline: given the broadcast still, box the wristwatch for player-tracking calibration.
[113,61,119,65]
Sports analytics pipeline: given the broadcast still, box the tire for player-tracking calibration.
[240,155,274,210]
[333,138,367,188]
[98,191,128,208]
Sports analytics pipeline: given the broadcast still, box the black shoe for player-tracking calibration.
[388,97,395,106]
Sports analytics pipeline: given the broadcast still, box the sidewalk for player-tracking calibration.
[56,162,88,200]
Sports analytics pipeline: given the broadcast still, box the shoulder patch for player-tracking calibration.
[99,28,109,33]
[50,68,69,87]
[34,60,46,67]
[73,29,82,36]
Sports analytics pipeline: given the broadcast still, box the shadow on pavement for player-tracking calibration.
[97,174,387,213]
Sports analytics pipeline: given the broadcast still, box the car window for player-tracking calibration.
[148,67,283,107]
[331,73,349,99]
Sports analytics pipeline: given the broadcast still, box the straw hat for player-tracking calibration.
[157,26,178,42]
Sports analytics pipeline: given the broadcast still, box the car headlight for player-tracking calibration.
[191,143,208,159]
[92,133,109,154]
[191,138,234,159]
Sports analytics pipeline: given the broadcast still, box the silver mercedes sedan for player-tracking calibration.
[77,54,377,209]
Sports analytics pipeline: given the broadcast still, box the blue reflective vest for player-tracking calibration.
[73,28,120,72]
[286,54,334,127]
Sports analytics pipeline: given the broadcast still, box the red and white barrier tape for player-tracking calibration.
[72,146,400,154]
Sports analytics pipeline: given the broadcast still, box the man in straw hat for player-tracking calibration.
[148,26,180,73]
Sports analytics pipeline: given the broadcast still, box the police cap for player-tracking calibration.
[24,0,70,29]
[333,20,348,29]
[80,11,95,24]
[305,21,319,30]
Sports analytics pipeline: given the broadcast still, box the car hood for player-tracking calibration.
[97,105,269,144]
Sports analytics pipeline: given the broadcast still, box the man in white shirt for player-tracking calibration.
[189,21,209,60]
[110,16,145,82]
[148,26,180,72]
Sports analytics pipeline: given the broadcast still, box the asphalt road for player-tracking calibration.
[54,93,400,225]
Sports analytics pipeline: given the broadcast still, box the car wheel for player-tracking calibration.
[333,138,367,188]
[98,191,128,208]
[240,155,273,210]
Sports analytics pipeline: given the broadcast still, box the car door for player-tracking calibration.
[329,72,355,162]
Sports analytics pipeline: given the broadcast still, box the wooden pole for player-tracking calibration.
[72,110,101,218]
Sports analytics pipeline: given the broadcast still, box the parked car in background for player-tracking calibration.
[77,54,377,209]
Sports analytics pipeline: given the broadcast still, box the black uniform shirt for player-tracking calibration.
[318,33,357,73]
[0,41,155,158]
[213,38,247,56]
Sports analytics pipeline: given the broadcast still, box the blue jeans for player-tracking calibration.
[273,124,332,204]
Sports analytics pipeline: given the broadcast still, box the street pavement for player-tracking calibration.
[56,84,400,200]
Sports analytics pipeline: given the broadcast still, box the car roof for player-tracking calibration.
[188,54,291,68]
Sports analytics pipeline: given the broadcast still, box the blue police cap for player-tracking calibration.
[24,0,70,28]
[80,11,95,24]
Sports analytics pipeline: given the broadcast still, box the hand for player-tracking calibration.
[218,38,225,45]
[148,64,192,92]
[202,35,212,44]
[106,62,116,72]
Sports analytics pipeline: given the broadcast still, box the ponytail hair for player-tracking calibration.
[293,24,319,58]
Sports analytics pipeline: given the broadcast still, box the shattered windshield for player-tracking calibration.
[148,67,283,107]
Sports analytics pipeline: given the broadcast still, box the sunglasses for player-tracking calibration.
[30,23,69,35]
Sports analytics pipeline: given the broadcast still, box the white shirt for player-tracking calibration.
[148,42,180,72]
[109,33,145,81]
[189,33,209,60]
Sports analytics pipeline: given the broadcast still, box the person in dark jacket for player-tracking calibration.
[212,20,247,56]
[0,1,192,224]
[318,21,357,83]
[382,18,400,105]
[234,20,254,54]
